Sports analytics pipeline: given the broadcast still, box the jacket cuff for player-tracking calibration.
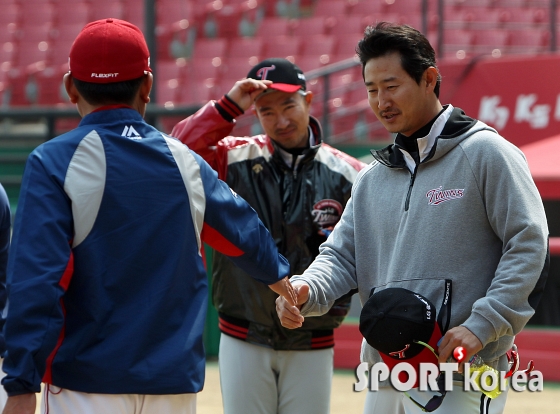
[215,95,244,122]
[461,311,496,347]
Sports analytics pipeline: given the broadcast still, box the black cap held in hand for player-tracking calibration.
[359,287,442,387]
[247,58,306,93]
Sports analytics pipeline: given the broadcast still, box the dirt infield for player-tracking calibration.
[198,361,560,414]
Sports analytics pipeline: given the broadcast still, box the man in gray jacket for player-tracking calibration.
[276,22,549,414]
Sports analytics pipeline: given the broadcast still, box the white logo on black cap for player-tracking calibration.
[256,65,276,80]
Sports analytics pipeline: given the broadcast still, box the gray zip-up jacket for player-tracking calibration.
[292,105,549,371]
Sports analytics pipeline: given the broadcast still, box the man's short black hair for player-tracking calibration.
[356,22,441,98]
[72,76,145,106]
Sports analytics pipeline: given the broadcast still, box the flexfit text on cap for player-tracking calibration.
[247,58,306,93]
[69,18,152,84]
[359,288,442,388]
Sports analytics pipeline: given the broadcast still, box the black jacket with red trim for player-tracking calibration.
[172,98,366,350]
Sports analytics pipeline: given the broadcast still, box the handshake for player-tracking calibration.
[269,279,309,329]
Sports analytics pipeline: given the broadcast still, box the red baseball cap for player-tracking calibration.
[69,18,151,84]
[359,288,442,388]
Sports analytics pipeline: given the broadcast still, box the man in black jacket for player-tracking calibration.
[172,58,366,414]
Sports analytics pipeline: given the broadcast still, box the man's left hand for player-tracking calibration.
[437,326,483,372]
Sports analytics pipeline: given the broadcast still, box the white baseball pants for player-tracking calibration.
[218,333,334,414]
[363,381,508,414]
[41,385,197,414]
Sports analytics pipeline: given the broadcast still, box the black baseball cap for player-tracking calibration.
[247,58,306,94]
[359,288,442,387]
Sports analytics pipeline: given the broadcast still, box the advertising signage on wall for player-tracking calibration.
[439,54,560,148]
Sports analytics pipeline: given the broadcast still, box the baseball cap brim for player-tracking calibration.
[378,321,442,388]
[267,83,303,93]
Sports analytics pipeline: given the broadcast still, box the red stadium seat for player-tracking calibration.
[5,67,32,106]
[255,17,291,38]
[156,59,188,104]
[52,0,89,25]
[444,9,476,30]
[157,26,194,61]
[51,23,87,42]
[508,29,550,55]
[261,35,302,60]
[89,3,125,22]
[157,0,196,26]
[329,15,368,37]
[505,7,547,28]
[345,0,383,16]
[192,38,228,59]
[291,16,329,37]
[179,77,220,105]
[157,59,187,82]
[313,0,348,18]
[19,2,55,27]
[398,13,423,31]
[299,34,336,57]
[333,33,362,62]
[187,57,223,83]
[383,0,422,16]
[15,24,52,43]
[0,5,20,40]
[156,76,181,106]
[443,29,475,49]
[495,0,531,7]
[472,29,511,54]
[202,8,243,38]
[35,66,67,105]
[226,37,264,60]
[13,40,51,68]
[122,0,145,30]
[0,42,16,70]
[447,0,499,10]
[445,7,509,30]
[222,57,259,81]
[50,39,75,67]
[441,29,475,59]
[293,55,330,72]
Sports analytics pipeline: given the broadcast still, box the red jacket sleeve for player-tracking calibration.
[171,101,235,177]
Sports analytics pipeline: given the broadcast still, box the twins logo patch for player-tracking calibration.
[312,199,343,228]
[426,186,465,206]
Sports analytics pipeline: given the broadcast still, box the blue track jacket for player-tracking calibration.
[0,184,10,357]
[2,107,290,396]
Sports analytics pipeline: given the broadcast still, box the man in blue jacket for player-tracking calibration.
[0,183,10,412]
[2,19,295,414]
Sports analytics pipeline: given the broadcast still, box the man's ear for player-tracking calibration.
[303,90,313,105]
[424,67,439,93]
[63,73,79,104]
[139,73,153,104]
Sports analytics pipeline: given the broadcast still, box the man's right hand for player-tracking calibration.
[2,394,36,414]
[275,282,309,329]
[226,78,272,111]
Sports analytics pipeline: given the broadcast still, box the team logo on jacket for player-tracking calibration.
[426,186,465,206]
[252,163,263,174]
[122,125,142,140]
[312,199,343,228]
